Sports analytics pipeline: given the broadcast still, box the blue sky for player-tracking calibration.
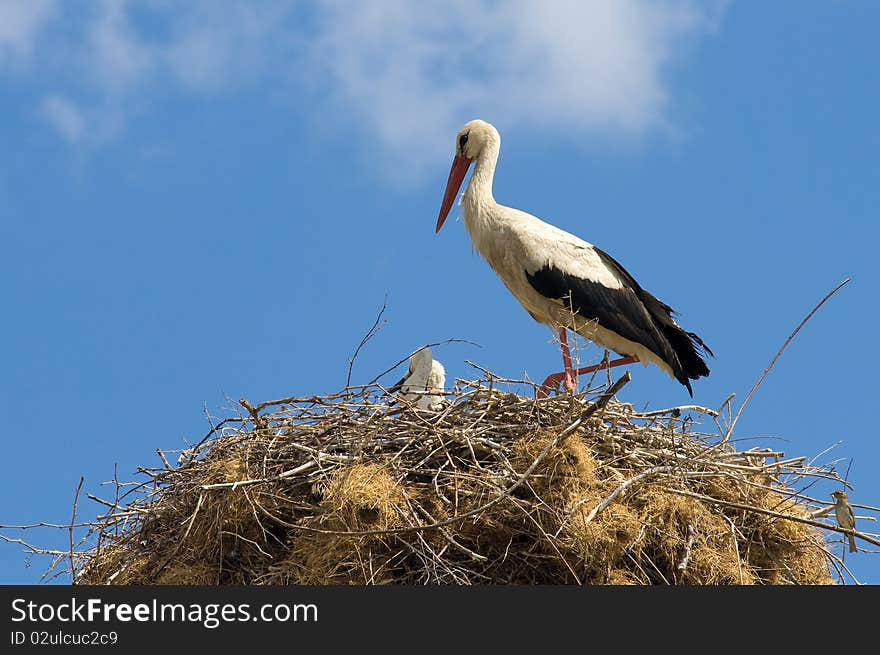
[2,1,878,584]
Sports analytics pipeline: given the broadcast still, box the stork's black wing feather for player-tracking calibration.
[525,263,677,368]
[388,360,414,395]
[591,247,712,380]
[525,247,711,395]
[387,375,407,394]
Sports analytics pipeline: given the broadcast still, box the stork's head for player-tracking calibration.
[410,346,434,372]
[436,119,500,233]
[455,119,499,161]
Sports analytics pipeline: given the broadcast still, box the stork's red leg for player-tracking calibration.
[572,355,639,377]
[538,339,639,397]
[558,329,577,392]
[539,329,577,396]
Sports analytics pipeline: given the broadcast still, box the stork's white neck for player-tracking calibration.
[461,140,500,244]
[464,146,497,203]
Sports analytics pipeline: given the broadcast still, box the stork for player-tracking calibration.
[435,119,712,396]
[389,347,447,411]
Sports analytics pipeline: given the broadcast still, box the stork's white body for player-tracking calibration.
[393,347,446,411]
[460,173,671,377]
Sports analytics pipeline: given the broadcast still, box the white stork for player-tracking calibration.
[435,119,712,396]
[389,347,447,410]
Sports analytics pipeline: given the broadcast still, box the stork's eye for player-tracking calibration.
[458,133,469,151]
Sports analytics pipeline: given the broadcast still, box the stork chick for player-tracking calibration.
[389,347,447,411]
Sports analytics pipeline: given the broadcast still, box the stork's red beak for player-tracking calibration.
[435,155,472,233]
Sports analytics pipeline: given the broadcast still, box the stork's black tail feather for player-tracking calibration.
[584,248,712,396]
[636,288,712,397]
[659,323,712,396]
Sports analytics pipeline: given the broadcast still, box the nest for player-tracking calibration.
[72,370,854,585]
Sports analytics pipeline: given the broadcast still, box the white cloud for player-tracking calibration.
[87,0,155,92]
[40,96,85,144]
[162,2,295,92]
[33,1,297,143]
[11,1,727,175]
[0,0,57,64]
[39,95,125,146]
[309,0,726,171]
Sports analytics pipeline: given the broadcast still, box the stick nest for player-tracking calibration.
[76,373,845,585]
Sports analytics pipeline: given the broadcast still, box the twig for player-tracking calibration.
[717,393,736,415]
[560,464,676,534]
[665,487,880,549]
[112,463,120,537]
[69,477,84,585]
[0,535,68,556]
[677,519,698,572]
[852,502,880,513]
[347,296,389,387]
[725,278,851,441]
[719,513,744,584]
[631,406,719,419]
[179,417,249,467]
[238,398,266,429]
[156,449,172,471]
[0,521,96,530]
[152,493,205,580]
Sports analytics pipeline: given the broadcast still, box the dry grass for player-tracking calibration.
[58,368,868,586]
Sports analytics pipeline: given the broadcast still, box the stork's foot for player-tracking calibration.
[537,370,576,398]
[537,355,640,398]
